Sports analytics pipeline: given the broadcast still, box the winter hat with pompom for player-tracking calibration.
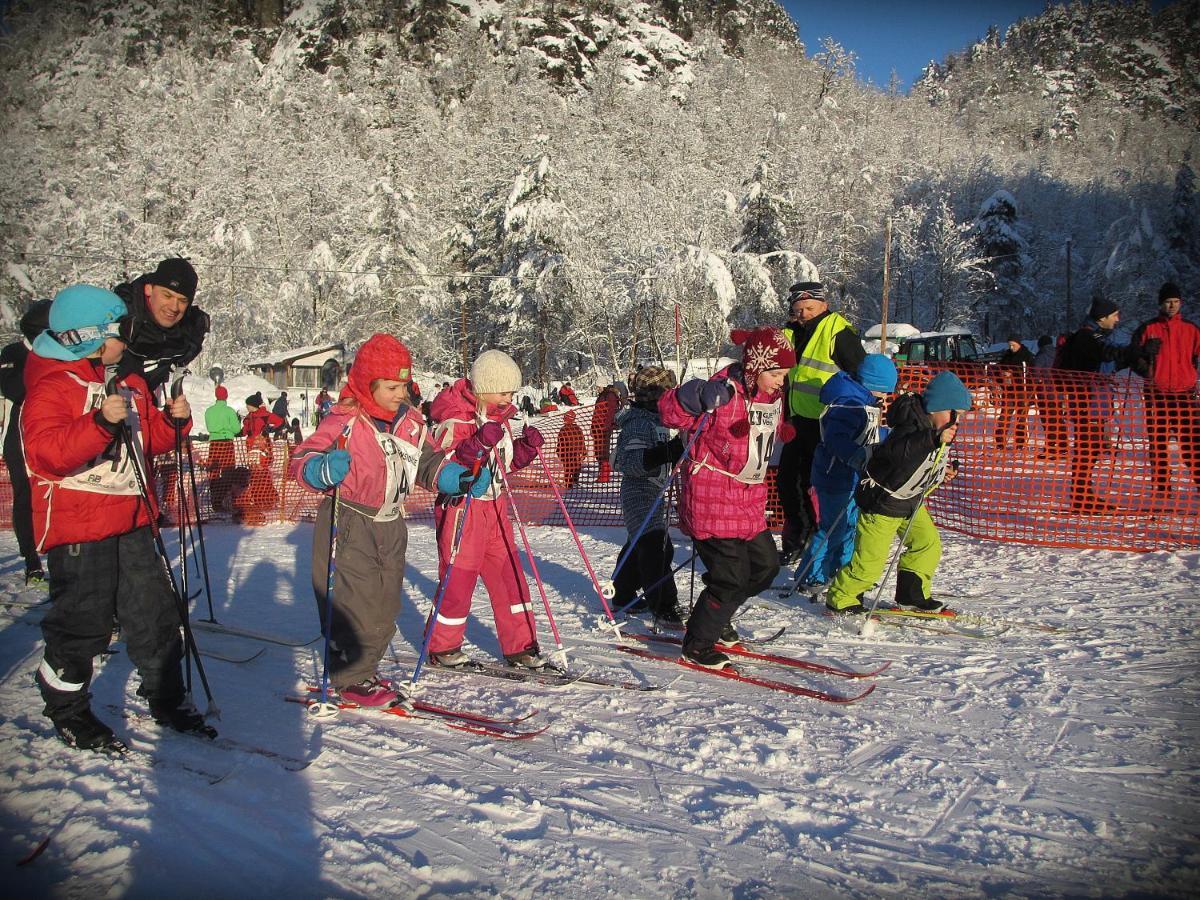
[470,350,522,394]
[345,333,413,421]
[856,354,898,394]
[33,284,128,361]
[731,327,796,385]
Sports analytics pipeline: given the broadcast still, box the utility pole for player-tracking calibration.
[1065,237,1073,329]
[880,216,893,354]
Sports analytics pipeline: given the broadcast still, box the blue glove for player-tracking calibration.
[303,449,351,490]
[437,461,493,498]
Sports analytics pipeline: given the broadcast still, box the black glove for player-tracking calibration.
[641,436,685,469]
[1143,338,1162,359]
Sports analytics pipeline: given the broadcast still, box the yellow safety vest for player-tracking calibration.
[786,312,852,419]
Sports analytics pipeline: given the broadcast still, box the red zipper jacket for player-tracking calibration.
[22,353,187,550]
[1135,312,1200,394]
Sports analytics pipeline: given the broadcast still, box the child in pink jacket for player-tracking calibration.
[291,334,483,706]
[426,350,547,669]
[659,327,796,669]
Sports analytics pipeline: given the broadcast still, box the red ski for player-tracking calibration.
[614,646,876,703]
[304,685,539,727]
[290,693,548,741]
[621,632,890,679]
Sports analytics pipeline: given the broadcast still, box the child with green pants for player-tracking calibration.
[825,370,971,614]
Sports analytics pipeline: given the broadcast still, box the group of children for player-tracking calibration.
[609,327,972,669]
[23,280,970,751]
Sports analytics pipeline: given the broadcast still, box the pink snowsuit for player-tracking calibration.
[426,379,540,658]
[659,365,790,541]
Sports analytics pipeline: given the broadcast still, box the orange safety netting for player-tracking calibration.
[1,364,1196,552]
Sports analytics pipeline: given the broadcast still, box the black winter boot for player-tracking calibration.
[53,708,127,754]
[894,570,945,613]
[149,698,218,740]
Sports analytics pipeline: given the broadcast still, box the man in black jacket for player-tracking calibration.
[113,257,209,394]
[1057,296,1152,511]
[0,300,53,583]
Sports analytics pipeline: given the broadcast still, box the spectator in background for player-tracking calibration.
[555,409,587,489]
[0,299,52,584]
[1057,296,1152,512]
[204,385,240,512]
[992,335,1035,450]
[271,391,289,422]
[1132,282,1200,500]
[559,382,580,406]
[520,394,538,418]
[592,383,624,483]
[315,388,332,425]
[1033,335,1068,459]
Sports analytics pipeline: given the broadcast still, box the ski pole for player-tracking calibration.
[310,425,351,719]
[612,548,697,618]
[171,370,217,622]
[604,412,712,595]
[858,499,924,638]
[183,435,218,622]
[518,428,620,629]
[106,371,218,717]
[492,454,567,670]
[409,465,484,691]
[779,502,851,599]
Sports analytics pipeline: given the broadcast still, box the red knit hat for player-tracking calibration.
[214,385,228,401]
[731,327,796,384]
[345,334,413,420]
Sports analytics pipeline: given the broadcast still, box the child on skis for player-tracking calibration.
[23,284,213,753]
[659,328,796,669]
[609,365,684,621]
[794,354,897,594]
[426,350,547,669]
[824,370,970,615]
[290,333,483,706]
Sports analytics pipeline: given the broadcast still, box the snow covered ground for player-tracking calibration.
[1,522,1197,898]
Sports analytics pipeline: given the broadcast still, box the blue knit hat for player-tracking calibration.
[32,284,128,361]
[856,354,898,393]
[922,371,972,413]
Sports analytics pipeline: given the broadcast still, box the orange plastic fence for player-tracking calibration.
[1,363,1196,552]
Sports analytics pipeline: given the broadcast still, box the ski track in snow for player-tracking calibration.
[2,524,1198,897]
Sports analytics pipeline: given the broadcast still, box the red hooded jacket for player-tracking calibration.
[22,353,187,550]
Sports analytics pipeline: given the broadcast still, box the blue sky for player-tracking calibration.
[777,1,1063,91]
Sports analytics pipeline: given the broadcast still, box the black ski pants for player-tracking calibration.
[4,409,41,575]
[775,415,820,552]
[612,528,678,614]
[683,531,779,654]
[37,527,184,722]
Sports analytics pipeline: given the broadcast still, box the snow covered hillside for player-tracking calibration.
[1,524,1197,897]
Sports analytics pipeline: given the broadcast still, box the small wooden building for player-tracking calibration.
[246,343,345,392]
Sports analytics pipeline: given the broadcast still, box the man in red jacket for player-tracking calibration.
[1133,282,1200,498]
[22,284,215,754]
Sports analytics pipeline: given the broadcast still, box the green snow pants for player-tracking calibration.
[825,506,941,610]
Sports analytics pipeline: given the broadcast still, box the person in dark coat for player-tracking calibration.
[0,299,52,583]
[1057,296,1152,512]
[992,336,1036,449]
[271,391,289,422]
[1032,335,1067,459]
[112,257,209,395]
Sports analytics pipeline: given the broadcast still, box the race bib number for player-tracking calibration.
[58,382,142,496]
[733,400,780,484]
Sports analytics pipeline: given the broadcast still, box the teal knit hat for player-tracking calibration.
[32,284,128,361]
[922,371,972,412]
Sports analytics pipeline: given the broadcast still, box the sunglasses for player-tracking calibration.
[54,316,131,348]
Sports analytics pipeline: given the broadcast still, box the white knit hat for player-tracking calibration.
[470,350,522,394]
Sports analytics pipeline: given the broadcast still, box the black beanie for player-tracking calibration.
[19,299,52,342]
[146,257,198,302]
[1089,296,1119,320]
[787,281,826,302]
[1006,334,1021,345]
[246,392,263,408]
[1158,281,1181,303]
